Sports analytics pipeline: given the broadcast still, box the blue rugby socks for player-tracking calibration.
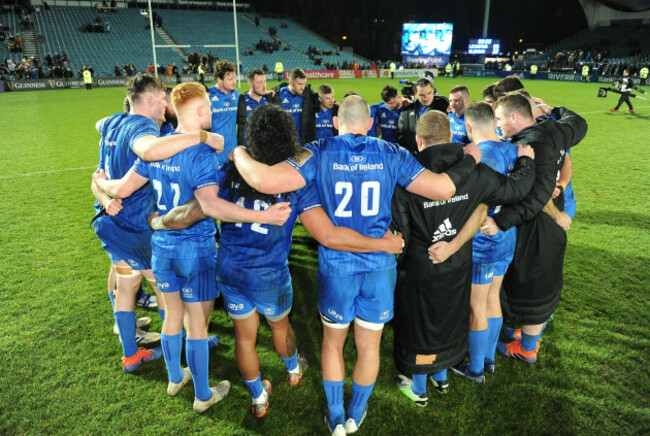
[161,332,183,383]
[186,338,211,401]
[243,373,264,399]
[114,311,138,358]
[485,317,503,365]
[469,329,488,374]
[323,379,345,425]
[280,350,299,372]
[347,379,375,423]
[411,373,427,395]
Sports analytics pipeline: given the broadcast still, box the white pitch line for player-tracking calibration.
[0,166,96,179]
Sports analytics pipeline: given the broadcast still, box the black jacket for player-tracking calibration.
[268,83,317,145]
[494,107,587,324]
[391,143,535,373]
[235,91,277,145]
[396,95,450,154]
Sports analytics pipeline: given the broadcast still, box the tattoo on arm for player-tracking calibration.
[161,198,207,230]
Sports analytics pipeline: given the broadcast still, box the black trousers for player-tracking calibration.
[614,93,633,110]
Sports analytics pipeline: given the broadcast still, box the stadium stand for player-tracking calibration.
[0,12,24,64]
[32,6,184,76]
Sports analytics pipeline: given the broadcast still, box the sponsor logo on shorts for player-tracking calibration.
[127,259,139,268]
[264,307,275,315]
[228,303,244,311]
[328,308,343,321]
[379,310,390,321]
[182,287,193,299]
[484,271,494,280]
[158,282,170,290]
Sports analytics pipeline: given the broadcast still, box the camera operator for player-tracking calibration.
[397,71,449,154]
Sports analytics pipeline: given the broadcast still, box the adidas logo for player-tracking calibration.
[381,113,387,118]
[431,218,457,242]
[211,96,219,102]
[282,98,290,104]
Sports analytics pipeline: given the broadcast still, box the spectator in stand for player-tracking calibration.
[114,64,122,76]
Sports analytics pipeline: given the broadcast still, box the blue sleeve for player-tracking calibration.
[395,146,426,188]
[295,182,322,215]
[128,118,160,152]
[285,144,319,185]
[97,140,105,171]
[480,146,500,172]
[132,157,150,179]
[191,147,219,191]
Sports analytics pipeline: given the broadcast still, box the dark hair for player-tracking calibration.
[289,67,306,81]
[416,78,434,89]
[495,75,524,97]
[246,68,264,82]
[381,85,398,102]
[223,105,300,203]
[344,90,359,98]
[126,73,164,104]
[482,82,498,100]
[449,85,469,97]
[214,59,236,81]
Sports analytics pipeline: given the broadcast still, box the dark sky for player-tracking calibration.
[250,0,589,59]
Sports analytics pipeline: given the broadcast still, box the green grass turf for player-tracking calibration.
[0,76,648,435]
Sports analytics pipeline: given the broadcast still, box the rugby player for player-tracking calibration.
[91,74,225,373]
[448,85,471,145]
[209,59,239,168]
[451,102,520,383]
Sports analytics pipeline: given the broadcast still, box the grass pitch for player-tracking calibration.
[0,76,648,435]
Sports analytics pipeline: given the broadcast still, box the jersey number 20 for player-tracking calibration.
[334,181,380,218]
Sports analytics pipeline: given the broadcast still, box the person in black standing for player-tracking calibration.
[391,110,536,406]
[610,69,634,113]
[482,93,587,364]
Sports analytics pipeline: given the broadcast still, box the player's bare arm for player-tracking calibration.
[194,184,292,226]
[300,206,403,255]
[90,178,123,216]
[232,146,306,194]
[132,131,224,162]
[149,198,206,231]
[93,168,148,199]
[429,204,488,264]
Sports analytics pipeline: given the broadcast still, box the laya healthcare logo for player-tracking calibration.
[432,218,457,242]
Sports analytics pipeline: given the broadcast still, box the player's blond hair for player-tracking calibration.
[416,110,450,145]
[170,82,207,112]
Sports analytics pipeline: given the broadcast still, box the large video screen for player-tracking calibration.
[401,23,453,65]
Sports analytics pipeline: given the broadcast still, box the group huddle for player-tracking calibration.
[90,63,587,435]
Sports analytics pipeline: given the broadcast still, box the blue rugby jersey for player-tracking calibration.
[367,103,378,137]
[375,101,402,143]
[241,93,268,146]
[471,139,518,264]
[214,163,317,290]
[159,121,174,137]
[448,112,470,145]
[96,113,158,232]
[315,107,335,140]
[286,133,425,276]
[209,85,239,167]
[279,86,304,139]
[134,135,219,259]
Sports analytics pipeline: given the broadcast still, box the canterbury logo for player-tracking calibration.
[432,218,457,242]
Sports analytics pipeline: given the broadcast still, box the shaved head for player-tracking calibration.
[337,95,370,129]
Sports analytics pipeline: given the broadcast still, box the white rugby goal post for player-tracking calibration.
[145,0,241,85]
